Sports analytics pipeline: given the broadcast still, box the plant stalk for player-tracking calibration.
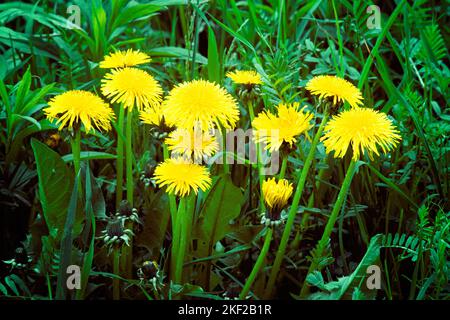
[299,159,357,297]
[126,109,134,207]
[264,113,329,298]
[239,227,273,299]
[163,143,177,218]
[173,196,195,284]
[278,156,288,180]
[70,128,82,195]
[116,106,125,209]
[247,100,265,212]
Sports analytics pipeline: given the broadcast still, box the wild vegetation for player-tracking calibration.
[0,0,448,300]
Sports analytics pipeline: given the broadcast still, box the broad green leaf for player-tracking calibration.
[31,138,83,241]
[193,174,243,290]
[196,174,243,246]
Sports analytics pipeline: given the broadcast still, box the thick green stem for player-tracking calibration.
[170,199,183,283]
[163,143,177,218]
[175,203,187,284]
[299,159,357,297]
[292,160,328,249]
[248,100,255,121]
[239,228,273,299]
[174,196,195,284]
[264,113,329,298]
[121,109,135,277]
[70,129,82,194]
[248,100,255,208]
[257,151,265,212]
[164,143,180,284]
[126,109,134,207]
[116,106,125,209]
[248,100,265,212]
[113,249,120,300]
[221,126,229,174]
[278,156,288,180]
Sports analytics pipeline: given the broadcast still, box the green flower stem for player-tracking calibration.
[299,159,357,297]
[126,109,134,207]
[116,106,125,209]
[70,128,82,195]
[174,195,195,284]
[239,227,273,300]
[170,198,183,283]
[122,109,135,278]
[257,152,265,212]
[278,156,288,180]
[180,194,195,282]
[113,248,120,300]
[264,113,329,298]
[247,100,265,212]
[163,143,180,284]
[163,143,177,218]
[248,100,255,121]
[291,160,328,249]
[247,100,255,208]
[175,200,187,284]
[221,126,229,174]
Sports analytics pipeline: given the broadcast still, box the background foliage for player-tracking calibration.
[0,0,448,300]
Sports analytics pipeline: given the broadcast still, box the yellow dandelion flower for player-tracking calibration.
[139,105,162,126]
[306,75,363,108]
[165,127,219,162]
[139,104,176,128]
[262,178,293,210]
[153,158,212,197]
[163,79,239,129]
[252,102,313,152]
[99,49,151,69]
[227,70,262,85]
[321,107,401,161]
[44,90,115,132]
[101,67,163,111]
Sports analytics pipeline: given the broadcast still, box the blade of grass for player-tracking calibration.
[358,0,407,89]
[366,162,418,209]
